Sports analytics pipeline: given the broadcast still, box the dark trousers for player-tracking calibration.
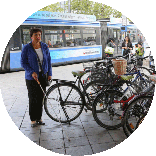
[26,72,46,121]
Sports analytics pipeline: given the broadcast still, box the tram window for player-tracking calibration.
[45,30,62,34]
[45,34,63,48]
[45,27,64,48]
[64,29,80,34]
[64,26,81,47]
[22,29,31,45]
[66,34,81,47]
[82,28,96,46]
[129,34,136,42]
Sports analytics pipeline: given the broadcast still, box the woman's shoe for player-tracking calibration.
[36,120,45,125]
[31,122,37,128]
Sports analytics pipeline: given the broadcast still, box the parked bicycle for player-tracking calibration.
[43,70,107,124]
[91,56,153,130]
[122,82,155,137]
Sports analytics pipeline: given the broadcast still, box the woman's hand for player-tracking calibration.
[32,72,38,81]
[48,76,52,81]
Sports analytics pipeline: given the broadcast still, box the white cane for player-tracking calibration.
[37,79,71,142]
[36,80,47,98]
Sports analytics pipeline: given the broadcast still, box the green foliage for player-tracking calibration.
[39,2,64,12]
[39,0,122,19]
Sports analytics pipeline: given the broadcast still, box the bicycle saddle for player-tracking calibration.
[72,71,86,77]
[120,75,134,81]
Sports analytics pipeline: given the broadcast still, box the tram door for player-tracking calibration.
[113,29,121,54]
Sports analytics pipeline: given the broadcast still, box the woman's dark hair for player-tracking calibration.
[138,41,143,46]
[125,36,131,43]
[30,28,42,37]
[107,38,114,44]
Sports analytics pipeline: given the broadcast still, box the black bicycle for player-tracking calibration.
[122,79,155,137]
[43,70,106,123]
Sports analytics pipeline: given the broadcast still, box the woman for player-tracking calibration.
[21,28,52,127]
[107,38,116,48]
[122,36,133,58]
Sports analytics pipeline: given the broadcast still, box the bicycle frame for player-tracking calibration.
[124,70,147,92]
[54,76,95,109]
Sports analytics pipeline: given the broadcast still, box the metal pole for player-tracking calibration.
[64,1,65,13]
[68,0,71,13]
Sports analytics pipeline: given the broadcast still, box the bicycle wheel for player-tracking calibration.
[122,96,153,137]
[92,90,123,130]
[84,80,107,110]
[44,82,85,123]
[137,66,152,75]
[135,112,147,129]
[79,71,106,88]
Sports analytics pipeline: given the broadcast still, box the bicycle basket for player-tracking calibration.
[112,59,127,75]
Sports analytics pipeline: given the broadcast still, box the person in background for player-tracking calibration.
[135,42,144,66]
[122,36,133,58]
[48,40,53,48]
[136,42,144,56]
[107,38,116,48]
[105,38,116,57]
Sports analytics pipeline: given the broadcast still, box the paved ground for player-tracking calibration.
[0,62,128,156]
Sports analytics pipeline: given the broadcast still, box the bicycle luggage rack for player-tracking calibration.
[52,79,75,84]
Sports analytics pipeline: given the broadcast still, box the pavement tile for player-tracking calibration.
[87,133,113,145]
[108,129,127,142]
[63,128,86,138]
[64,136,89,148]
[52,148,65,155]
[65,145,93,156]
[91,142,116,153]
[40,131,63,140]
[40,139,64,149]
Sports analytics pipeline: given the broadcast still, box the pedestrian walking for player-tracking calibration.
[21,28,52,127]
[122,36,133,59]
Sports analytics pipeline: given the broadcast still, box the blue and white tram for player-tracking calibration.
[0,11,102,73]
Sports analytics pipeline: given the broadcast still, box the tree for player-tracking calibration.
[39,2,64,12]
[39,0,122,19]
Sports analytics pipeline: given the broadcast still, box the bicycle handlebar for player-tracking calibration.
[136,55,149,60]
[104,54,129,60]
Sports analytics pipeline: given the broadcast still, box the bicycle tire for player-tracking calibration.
[44,82,85,123]
[78,71,106,88]
[84,80,107,110]
[137,66,152,75]
[135,112,147,129]
[92,90,123,130]
[122,96,153,137]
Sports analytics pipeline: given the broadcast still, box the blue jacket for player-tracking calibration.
[21,41,52,80]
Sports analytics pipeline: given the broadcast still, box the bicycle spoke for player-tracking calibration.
[44,83,84,123]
